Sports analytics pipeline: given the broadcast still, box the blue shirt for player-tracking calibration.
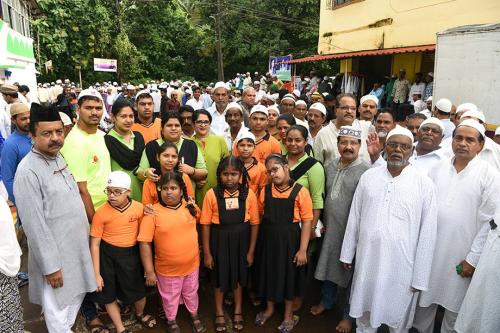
[1,130,32,203]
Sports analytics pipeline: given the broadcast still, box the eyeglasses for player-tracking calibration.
[419,126,442,135]
[195,120,210,125]
[386,142,413,151]
[104,188,127,196]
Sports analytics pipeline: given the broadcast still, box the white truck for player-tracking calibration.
[433,23,500,131]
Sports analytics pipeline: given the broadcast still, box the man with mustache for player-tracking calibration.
[14,104,96,332]
[207,81,230,136]
[340,127,438,333]
[313,126,370,333]
[313,93,374,167]
[358,95,379,123]
[60,88,112,332]
[414,120,500,333]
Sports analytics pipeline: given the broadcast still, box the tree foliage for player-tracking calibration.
[33,0,327,84]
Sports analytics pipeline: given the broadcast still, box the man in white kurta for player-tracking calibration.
[414,119,500,333]
[313,93,373,167]
[340,127,438,333]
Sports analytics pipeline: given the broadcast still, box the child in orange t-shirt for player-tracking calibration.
[90,171,156,333]
[254,154,313,333]
[200,156,260,332]
[142,142,194,206]
[137,172,205,333]
[235,131,268,197]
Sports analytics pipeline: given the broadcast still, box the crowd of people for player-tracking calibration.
[1,69,500,333]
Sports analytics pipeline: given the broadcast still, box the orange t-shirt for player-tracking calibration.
[233,132,281,164]
[246,160,268,196]
[200,188,260,225]
[90,200,144,247]
[142,173,194,205]
[131,118,162,144]
[258,184,313,223]
[137,201,200,277]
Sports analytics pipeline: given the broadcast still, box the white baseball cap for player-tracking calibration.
[107,171,131,190]
[236,131,256,144]
[78,88,103,102]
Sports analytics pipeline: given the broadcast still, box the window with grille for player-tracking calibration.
[326,0,362,10]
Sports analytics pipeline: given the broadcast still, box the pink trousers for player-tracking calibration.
[156,269,199,321]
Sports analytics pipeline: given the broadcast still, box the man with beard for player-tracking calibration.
[312,126,370,333]
[307,102,327,146]
[238,86,256,127]
[341,127,438,333]
[409,117,444,173]
[207,81,230,136]
[314,93,374,166]
[179,105,195,138]
[60,89,111,332]
[1,103,31,204]
[414,120,500,333]
[279,94,296,115]
[131,90,162,144]
[222,102,249,152]
[358,95,379,123]
[14,104,96,332]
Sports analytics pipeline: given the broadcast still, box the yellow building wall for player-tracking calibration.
[392,53,422,82]
[319,0,500,54]
[339,59,352,74]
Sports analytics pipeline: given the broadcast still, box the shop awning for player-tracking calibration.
[286,44,436,64]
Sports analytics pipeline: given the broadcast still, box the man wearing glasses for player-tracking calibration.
[313,93,374,167]
[340,126,438,333]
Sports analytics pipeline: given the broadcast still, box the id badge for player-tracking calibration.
[225,197,239,210]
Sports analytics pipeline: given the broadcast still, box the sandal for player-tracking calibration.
[277,315,300,333]
[254,311,271,326]
[136,313,157,329]
[233,313,244,332]
[120,304,133,316]
[85,320,109,333]
[215,314,227,332]
[191,314,206,333]
[167,320,181,333]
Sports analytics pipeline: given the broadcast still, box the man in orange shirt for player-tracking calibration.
[131,90,162,144]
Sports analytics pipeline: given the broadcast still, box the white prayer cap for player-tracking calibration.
[295,100,307,107]
[322,92,329,97]
[456,103,478,115]
[135,89,152,100]
[185,88,193,95]
[435,98,452,113]
[250,104,268,116]
[214,81,229,91]
[309,102,327,116]
[56,79,62,84]
[254,81,260,85]
[126,84,135,90]
[78,88,103,102]
[58,112,72,126]
[338,125,362,140]
[267,104,280,115]
[418,117,444,134]
[360,94,379,106]
[386,125,414,143]
[224,101,243,114]
[426,96,433,102]
[461,109,485,123]
[457,119,485,138]
[427,72,434,77]
[138,84,144,89]
[495,127,500,136]
[236,131,256,144]
[292,89,301,98]
[158,83,168,89]
[107,171,131,190]
[281,94,296,103]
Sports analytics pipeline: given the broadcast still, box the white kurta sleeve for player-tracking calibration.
[411,183,438,291]
[14,170,62,275]
[466,173,500,267]
[340,177,364,264]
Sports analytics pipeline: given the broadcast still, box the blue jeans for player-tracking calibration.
[320,281,353,321]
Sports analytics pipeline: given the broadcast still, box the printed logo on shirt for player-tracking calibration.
[129,215,139,223]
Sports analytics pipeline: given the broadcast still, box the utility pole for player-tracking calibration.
[215,0,224,81]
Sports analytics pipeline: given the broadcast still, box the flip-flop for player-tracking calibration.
[255,311,271,326]
[277,315,300,333]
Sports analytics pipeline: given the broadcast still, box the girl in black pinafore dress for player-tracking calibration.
[200,156,260,332]
[254,154,313,333]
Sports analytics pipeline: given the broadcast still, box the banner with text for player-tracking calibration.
[94,58,117,72]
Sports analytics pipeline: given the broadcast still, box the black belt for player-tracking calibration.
[490,220,497,230]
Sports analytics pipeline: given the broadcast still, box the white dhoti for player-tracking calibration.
[42,283,85,333]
